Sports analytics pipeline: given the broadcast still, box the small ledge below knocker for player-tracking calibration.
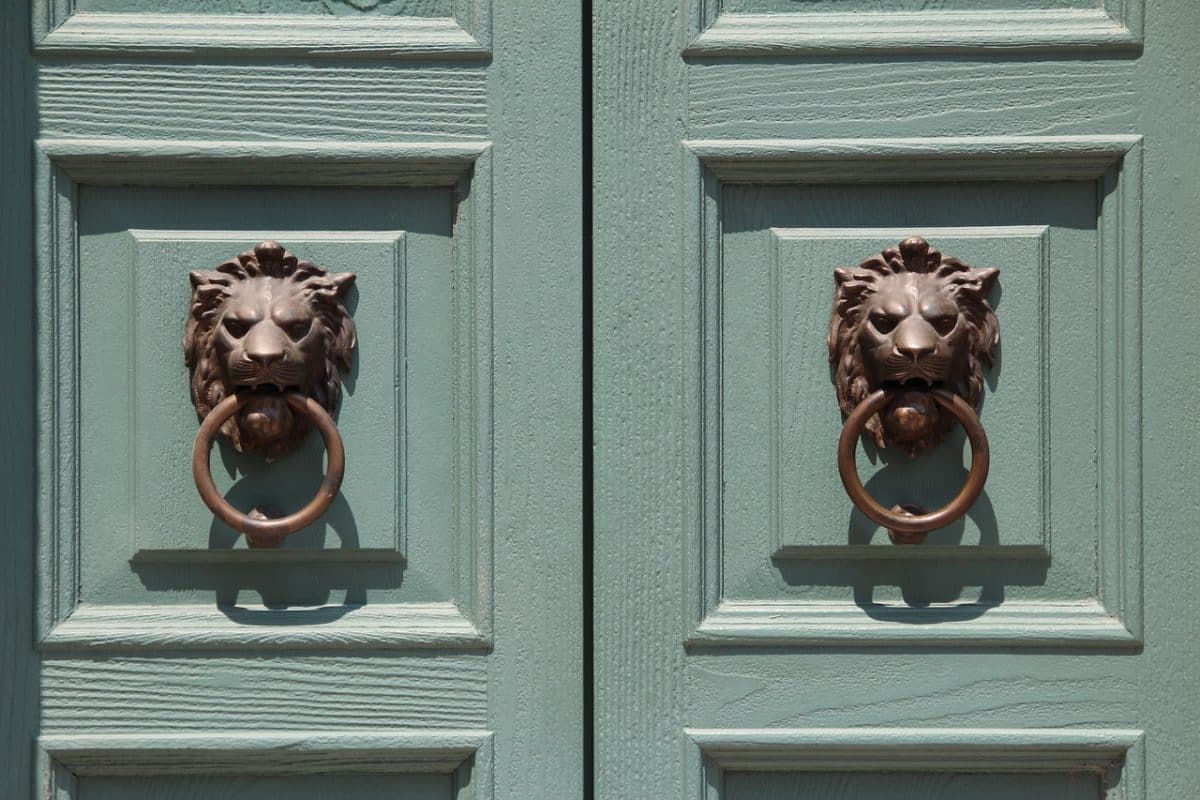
[828,236,1000,544]
[184,240,357,547]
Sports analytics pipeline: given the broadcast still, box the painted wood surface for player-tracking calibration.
[9,0,581,796]
[723,771,1100,800]
[0,0,39,796]
[594,1,1200,800]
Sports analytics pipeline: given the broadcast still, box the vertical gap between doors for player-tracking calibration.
[581,0,595,796]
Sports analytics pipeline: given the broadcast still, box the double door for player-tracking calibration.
[3,0,1198,797]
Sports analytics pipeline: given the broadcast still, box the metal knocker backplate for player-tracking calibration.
[828,236,999,543]
[184,240,357,547]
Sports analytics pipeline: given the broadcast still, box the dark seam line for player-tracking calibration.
[581,0,595,795]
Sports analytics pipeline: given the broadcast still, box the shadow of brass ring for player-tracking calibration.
[836,388,990,536]
[191,392,346,545]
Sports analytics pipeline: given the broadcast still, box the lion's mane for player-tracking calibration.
[828,238,999,450]
[184,241,356,453]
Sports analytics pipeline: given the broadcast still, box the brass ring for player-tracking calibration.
[191,392,346,543]
[836,388,989,535]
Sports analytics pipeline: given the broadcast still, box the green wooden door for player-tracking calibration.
[6,0,1200,796]
[1,0,581,796]
[594,0,1200,798]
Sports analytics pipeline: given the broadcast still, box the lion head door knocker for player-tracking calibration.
[184,240,356,548]
[829,236,999,544]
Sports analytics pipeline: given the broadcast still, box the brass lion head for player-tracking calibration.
[184,241,356,458]
[829,236,999,456]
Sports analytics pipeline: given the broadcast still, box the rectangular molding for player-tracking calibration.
[42,729,491,775]
[686,727,1144,799]
[124,228,409,563]
[685,135,1142,183]
[682,135,1143,648]
[690,600,1137,648]
[685,2,1142,56]
[35,1,492,57]
[38,138,490,187]
[40,603,485,651]
[35,138,495,651]
[41,729,494,798]
[767,225,1051,561]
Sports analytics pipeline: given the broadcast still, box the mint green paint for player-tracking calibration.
[7,0,1200,795]
[597,3,1199,800]
[8,0,580,796]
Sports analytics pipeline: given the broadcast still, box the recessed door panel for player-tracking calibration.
[723,771,1101,800]
[80,774,452,800]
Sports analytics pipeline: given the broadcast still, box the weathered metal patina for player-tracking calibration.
[184,240,356,546]
[829,236,999,542]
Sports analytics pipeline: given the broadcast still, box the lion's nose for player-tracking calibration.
[247,349,283,367]
[245,328,286,367]
[893,317,937,361]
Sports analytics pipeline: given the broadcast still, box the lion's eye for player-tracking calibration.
[284,320,312,341]
[223,318,250,338]
[930,314,958,335]
[870,313,898,334]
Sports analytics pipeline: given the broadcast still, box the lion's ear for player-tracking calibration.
[949,267,999,303]
[974,267,999,295]
[833,267,856,286]
[328,272,356,298]
[188,270,232,322]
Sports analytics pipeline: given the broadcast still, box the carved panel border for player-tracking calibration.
[685,0,1142,56]
[681,135,1143,648]
[35,138,495,651]
[686,727,1145,800]
[34,0,491,57]
[767,225,1051,560]
[41,729,494,798]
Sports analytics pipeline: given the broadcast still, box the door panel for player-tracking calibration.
[705,176,1138,644]
[723,772,1101,800]
[4,0,581,795]
[80,774,451,800]
[595,1,1199,799]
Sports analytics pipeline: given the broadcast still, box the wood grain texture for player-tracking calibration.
[34,0,491,55]
[0,0,38,794]
[592,0,689,796]
[596,0,1197,798]
[688,59,1138,141]
[76,774,453,800]
[1131,2,1200,798]
[685,656,1141,729]
[721,771,1100,800]
[24,0,580,798]
[689,726,1142,771]
[691,728,1142,799]
[685,7,1141,56]
[37,14,488,58]
[35,145,496,642]
[38,139,489,185]
[41,604,486,651]
[42,729,491,774]
[686,135,1141,182]
[680,154,1143,648]
[485,0,583,795]
[41,656,488,731]
[690,600,1138,647]
[39,64,487,142]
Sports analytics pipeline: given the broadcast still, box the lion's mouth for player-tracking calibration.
[235,381,302,395]
[880,377,944,393]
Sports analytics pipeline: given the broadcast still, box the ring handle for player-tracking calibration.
[836,388,989,536]
[191,392,346,547]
